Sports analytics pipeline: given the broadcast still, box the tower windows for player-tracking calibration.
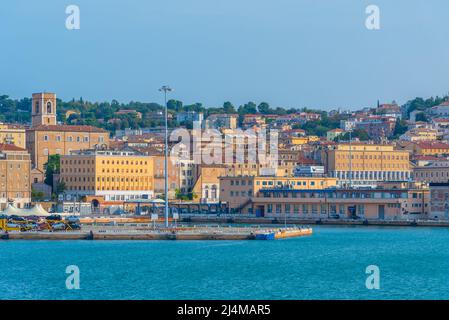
[46,101,52,113]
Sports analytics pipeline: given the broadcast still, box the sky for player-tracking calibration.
[1,0,448,110]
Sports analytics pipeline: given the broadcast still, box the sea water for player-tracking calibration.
[1,226,448,300]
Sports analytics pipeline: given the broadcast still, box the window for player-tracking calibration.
[276,204,282,214]
[43,135,49,141]
[46,101,52,113]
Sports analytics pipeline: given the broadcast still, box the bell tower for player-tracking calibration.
[32,92,57,126]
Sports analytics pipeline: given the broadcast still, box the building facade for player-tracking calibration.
[322,143,411,187]
[26,92,109,171]
[60,150,154,203]
[219,176,338,211]
[429,183,449,219]
[152,154,180,198]
[0,144,31,209]
[0,124,26,149]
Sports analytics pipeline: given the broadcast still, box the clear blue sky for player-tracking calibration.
[1,0,448,110]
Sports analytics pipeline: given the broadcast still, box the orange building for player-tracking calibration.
[26,93,109,171]
[0,144,31,209]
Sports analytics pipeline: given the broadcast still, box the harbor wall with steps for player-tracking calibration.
[181,215,449,227]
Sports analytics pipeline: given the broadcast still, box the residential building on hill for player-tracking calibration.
[0,123,26,149]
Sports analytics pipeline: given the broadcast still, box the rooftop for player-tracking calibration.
[0,143,27,152]
[28,124,107,133]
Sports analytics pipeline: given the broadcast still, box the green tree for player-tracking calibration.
[415,112,428,122]
[339,129,370,141]
[223,101,236,114]
[31,188,45,201]
[56,181,66,194]
[44,154,61,186]
[392,119,408,138]
[257,102,271,114]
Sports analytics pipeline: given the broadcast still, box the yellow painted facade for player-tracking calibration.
[288,136,320,145]
[0,124,26,149]
[323,143,411,187]
[60,150,154,201]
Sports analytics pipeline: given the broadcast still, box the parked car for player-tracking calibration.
[68,223,81,230]
[51,222,66,231]
[46,215,62,221]
[65,216,80,223]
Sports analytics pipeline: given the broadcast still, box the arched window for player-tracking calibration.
[46,101,52,113]
[35,101,40,114]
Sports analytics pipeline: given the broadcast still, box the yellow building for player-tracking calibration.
[287,135,320,145]
[0,124,26,149]
[0,144,31,209]
[220,175,337,210]
[400,141,449,156]
[322,143,411,187]
[60,150,154,205]
[400,128,438,142]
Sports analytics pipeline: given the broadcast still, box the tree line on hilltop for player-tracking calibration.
[0,93,447,138]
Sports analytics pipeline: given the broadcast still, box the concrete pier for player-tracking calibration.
[0,226,312,241]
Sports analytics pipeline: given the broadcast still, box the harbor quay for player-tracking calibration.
[0,218,313,241]
[181,214,449,228]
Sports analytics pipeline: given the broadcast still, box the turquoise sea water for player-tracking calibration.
[1,225,449,300]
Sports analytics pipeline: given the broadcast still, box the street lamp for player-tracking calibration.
[159,85,173,228]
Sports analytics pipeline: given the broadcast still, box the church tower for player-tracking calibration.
[31,92,57,127]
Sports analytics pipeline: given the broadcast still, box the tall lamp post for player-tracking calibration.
[159,85,173,228]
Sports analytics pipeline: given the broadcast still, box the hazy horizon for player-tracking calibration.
[1,0,448,110]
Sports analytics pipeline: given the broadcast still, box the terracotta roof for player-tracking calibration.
[415,141,449,149]
[28,124,107,133]
[0,143,27,152]
[439,101,449,107]
[413,155,441,161]
[432,118,449,122]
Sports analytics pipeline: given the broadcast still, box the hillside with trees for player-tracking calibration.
[1,93,448,137]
